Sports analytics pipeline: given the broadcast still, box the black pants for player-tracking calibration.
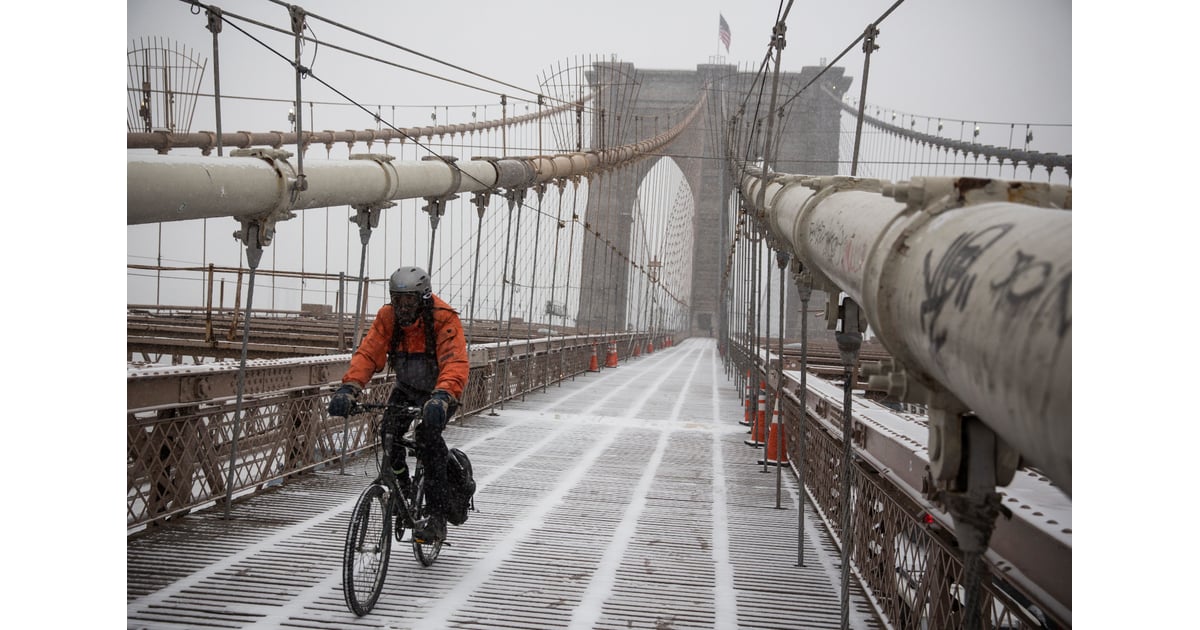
[384,387,453,517]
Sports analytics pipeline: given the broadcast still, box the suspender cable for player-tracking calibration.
[525,184,546,398]
[223,224,265,521]
[288,5,308,197]
[547,183,566,386]
[205,6,224,157]
[493,193,516,411]
[795,270,811,567]
[761,244,772,474]
[774,252,788,508]
[467,192,488,346]
[850,25,879,177]
[563,181,581,379]
[585,174,602,339]
[501,190,525,406]
[836,298,864,630]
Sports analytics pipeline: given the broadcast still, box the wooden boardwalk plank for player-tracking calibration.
[127,339,882,629]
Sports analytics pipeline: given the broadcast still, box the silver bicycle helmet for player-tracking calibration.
[389,267,432,299]
[389,267,432,327]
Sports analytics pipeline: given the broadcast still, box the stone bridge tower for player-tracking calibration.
[576,62,852,339]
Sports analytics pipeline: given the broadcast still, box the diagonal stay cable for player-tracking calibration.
[261,0,570,108]
[776,0,906,112]
[182,0,538,106]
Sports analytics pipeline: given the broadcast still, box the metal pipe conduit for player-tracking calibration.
[739,167,1072,494]
[127,154,500,224]
[128,97,704,224]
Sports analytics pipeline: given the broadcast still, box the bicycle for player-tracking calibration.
[342,402,445,616]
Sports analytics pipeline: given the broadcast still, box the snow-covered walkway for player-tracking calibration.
[127,337,881,629]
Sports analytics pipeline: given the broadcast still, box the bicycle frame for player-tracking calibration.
[342,401,445,615]
[360,403,424,519]
[359,402,445,544]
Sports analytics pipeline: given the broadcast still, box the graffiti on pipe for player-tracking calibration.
[920,224,1013,351]
[990,250,1052,304]
[1052,273,1071,337]
[989,250,1072,339]
[810,219,867,275]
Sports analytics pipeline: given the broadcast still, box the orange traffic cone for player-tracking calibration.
[588,345,600,372]
[647,339,654,354]
[632,343,641,357]
[758,412,789,465]
[744,384,767,446]
[756,382,767,426]
[744,406,766,446]
[605,342,619,368]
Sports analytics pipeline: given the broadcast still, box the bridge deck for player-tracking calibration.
[126,338,882,629]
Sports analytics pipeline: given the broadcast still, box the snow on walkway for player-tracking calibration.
[127,338,881,629]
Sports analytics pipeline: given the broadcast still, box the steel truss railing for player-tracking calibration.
[725,341,1068,629]
[126,331,678,531]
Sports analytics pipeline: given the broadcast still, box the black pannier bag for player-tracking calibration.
[445,447,476,525]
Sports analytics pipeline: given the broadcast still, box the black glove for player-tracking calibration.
[328,384,360,417]
[423,389,453,428]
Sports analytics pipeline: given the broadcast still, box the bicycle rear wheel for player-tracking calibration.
[343,483,393,616]
[410,478,443,567]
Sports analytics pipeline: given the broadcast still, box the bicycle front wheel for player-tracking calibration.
[343,483,393,616]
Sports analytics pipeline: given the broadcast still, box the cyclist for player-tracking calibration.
[328,266,469,542]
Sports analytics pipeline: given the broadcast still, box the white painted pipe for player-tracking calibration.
[127,154,501,225]
[128,97,703,225]
[741,169,1072,493]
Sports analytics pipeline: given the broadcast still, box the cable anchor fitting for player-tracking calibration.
[350,201,394,246]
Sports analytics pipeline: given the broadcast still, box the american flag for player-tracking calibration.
[718,14,731,52]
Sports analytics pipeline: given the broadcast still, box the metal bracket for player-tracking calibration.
[205,5,222,34]
[503,186,527,212]
[349,200,394,246]
[927,390,968,483]
[861,358,931,404]
[470,191,489,219]
[227,148,300,236]
[420,155,461,231]
[288,5,306,36]
[349,152,396,164]
[883,175,1072,215]
[230,147,293,161]
[798,174,884,194]
[231,219,269,268]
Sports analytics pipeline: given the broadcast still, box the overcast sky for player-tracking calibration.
[125,0,1071,132]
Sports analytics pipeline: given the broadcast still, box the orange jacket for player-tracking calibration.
[341,293,469,401]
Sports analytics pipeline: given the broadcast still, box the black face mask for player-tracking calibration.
[391,292,422,327]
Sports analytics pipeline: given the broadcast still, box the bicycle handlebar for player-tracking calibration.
[348,402,423,416]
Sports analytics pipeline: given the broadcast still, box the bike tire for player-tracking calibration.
[343,483,393,616]
[410,477,443,567]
